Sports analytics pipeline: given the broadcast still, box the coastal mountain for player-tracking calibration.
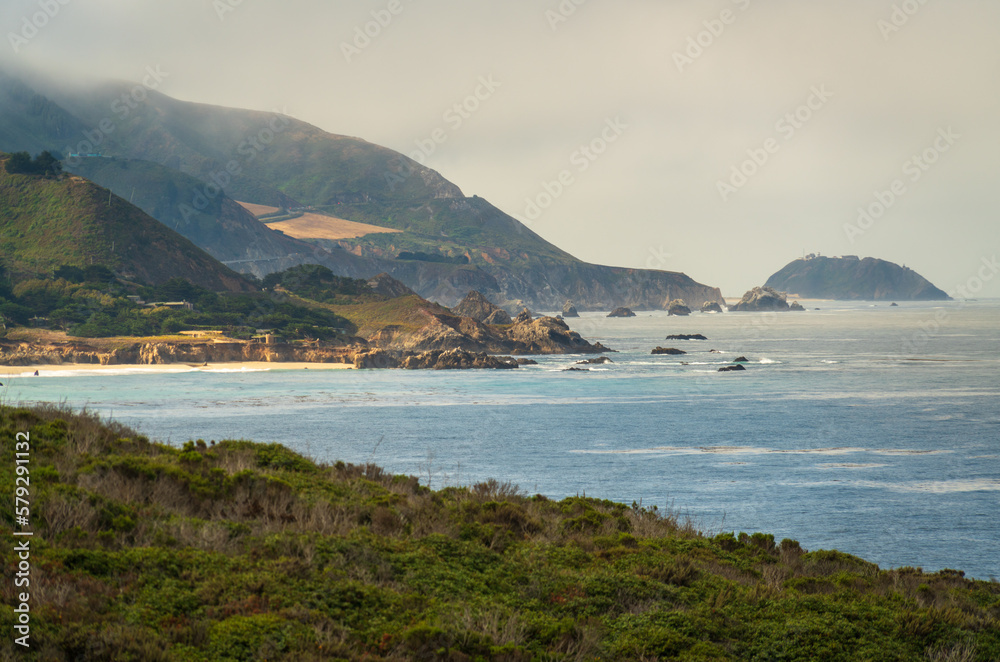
[765,256,950,301]
[0,154,251,292]
[0,69,723,310]
[63,156,394,280]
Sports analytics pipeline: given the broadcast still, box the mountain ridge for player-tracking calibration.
[0,69,724,310]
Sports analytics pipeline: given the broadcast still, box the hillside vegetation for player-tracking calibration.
[0,155,250,293]
[1,405,997,661]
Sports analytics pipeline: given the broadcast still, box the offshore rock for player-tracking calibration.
[607,307,636,318]
[729,286,790,312]
[667,300,692,316]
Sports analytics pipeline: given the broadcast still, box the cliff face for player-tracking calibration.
[0,339,354,366]
[365,258,725,311]
[765,256,950,301]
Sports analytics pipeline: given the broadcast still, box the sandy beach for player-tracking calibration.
[0,362,353,378]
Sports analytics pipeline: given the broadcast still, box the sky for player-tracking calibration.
[3,0,999,298]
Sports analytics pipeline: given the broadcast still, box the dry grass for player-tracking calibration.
[265,212,401,241]
[235,201,282,217]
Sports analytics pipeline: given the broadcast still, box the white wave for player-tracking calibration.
[24,367,199,377]
[816,463,888,469]
[570,445,949,458]
[200,368,270,373]
[758,358,779,364]
[860,479,1000,494]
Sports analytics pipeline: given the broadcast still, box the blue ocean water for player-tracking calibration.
[4,300,999,578]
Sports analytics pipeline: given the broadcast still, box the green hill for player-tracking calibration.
[1,404,997,660]
[0,154,251,292]
[765,256,950,301]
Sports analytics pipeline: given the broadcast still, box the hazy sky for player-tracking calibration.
[3,0,999,297]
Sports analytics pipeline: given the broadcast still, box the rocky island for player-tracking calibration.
[765,255,950,301]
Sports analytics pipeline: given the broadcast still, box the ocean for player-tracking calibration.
[4,300,999,578]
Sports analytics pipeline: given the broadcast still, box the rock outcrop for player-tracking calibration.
[789,301,805,311]
[701,301,723,313]
[505,316,609,355]
[665,334,707,341]
[514,308,533,324]
[367,273,416,299]
[729,287,790,312]
[719,364,746,372]
[667,300,691,316]
[453,290,510,323]
[353,348,519,370]
[562,301,580,318]
[577,356,613,365]
[607,307,636,318]
[483,309,513,325]
[652,347,686,355]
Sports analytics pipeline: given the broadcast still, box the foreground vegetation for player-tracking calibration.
[1,405,998,661]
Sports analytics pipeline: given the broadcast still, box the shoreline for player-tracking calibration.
[0,361,354,377]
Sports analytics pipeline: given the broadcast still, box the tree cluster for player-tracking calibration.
[4,151,63,177]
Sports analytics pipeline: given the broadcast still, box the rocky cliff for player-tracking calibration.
[0,339,353,366]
